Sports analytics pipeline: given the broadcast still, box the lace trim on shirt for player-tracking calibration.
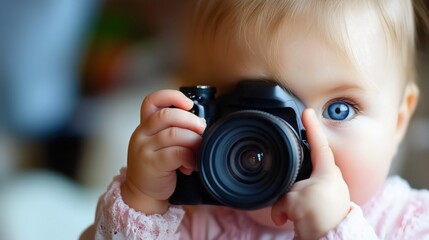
[95,168,185,240]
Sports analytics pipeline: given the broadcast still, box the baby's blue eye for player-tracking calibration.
[323,102,356,121]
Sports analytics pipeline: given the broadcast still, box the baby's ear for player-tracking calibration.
[395,82,419,144]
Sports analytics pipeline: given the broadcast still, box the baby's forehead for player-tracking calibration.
[186,0,414,85]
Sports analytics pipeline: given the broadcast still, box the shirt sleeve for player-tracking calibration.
[320,203,379,240]
[94,168,185,240]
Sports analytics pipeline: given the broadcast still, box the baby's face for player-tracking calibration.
[187,8,414,228]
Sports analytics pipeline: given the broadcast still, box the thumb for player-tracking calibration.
[271,195,289,226]
[302,108,335,175]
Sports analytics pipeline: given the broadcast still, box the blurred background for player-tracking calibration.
[0,1,427,239]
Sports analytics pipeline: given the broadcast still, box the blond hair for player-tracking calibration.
[181,0,427,86]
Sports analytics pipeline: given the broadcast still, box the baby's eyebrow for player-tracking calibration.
[322,83,365,94]
[308,76,373,95]
[297,82,368,103]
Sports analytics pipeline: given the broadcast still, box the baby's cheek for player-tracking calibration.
[330,135,393,205]
[342,163,388,205]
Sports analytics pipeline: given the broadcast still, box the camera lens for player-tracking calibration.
[228,140,271,184]
[239,149,264,173]
[198,110,303,210]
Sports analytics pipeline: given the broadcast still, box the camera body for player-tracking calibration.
[169,80,311,210]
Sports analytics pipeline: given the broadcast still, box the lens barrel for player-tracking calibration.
[198,110,303,210]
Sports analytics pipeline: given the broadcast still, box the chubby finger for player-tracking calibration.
[302,109,335,175]
[271,204,288,226]
[271,193,295,226]
[153,146,196,173]
[271,189,307,226]
[140,90,194,123]
[149,127,203,151]
[142,107,206,136]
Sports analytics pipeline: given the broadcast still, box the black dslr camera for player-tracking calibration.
[169,80,312,210]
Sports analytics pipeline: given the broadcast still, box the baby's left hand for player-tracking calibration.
[271,109,351,240]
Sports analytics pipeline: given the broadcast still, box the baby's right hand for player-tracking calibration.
[121,89,206,214]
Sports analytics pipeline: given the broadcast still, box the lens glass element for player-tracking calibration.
[240,149,263,172]
[228,139,272,184]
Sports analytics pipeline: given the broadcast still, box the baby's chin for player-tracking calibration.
[243,207,294,230]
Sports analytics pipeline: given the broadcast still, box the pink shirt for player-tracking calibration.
[93,168,429,239]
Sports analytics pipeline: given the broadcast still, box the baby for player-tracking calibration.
[81,0,429,239]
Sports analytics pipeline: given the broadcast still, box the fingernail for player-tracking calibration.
[307,108,316,117]
[199,118,206,128]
